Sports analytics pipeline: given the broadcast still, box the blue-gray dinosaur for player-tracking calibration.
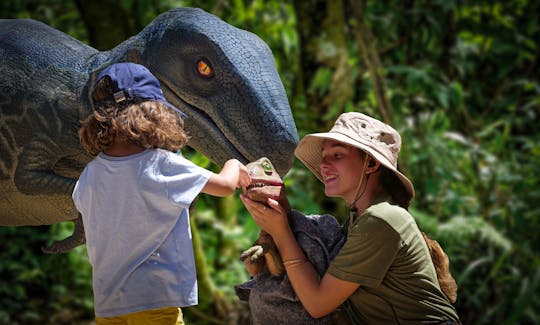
[0,7,298,253]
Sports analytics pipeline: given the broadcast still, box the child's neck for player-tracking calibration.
[104,140,146,157]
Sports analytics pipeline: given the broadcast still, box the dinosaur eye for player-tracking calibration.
[262,162,273,175]
[196,59,213,78]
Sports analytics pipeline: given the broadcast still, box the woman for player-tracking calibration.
[241,112,460,324]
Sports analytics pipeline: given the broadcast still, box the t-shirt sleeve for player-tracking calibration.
[327,214,402,287]
[160,153,213,208]
[71,167,88,212]
[72,179,81,210]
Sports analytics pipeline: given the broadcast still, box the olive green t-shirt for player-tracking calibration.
[328,198,460,324]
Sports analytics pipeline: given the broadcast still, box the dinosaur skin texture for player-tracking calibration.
[240,157,287,277]
[0,8,298,253]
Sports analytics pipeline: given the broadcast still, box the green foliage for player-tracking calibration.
[371,1,540,322]
[0,223,93,324]
[0,0,87,41]
[1,0,539,324]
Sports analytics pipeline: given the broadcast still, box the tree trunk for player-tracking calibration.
[347,0,392,124]
[292,0,330,126]
[74,0,138,50]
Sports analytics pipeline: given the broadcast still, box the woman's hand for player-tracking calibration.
[240,195,290,238]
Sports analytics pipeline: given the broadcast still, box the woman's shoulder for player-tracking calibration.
[367,201,409,216]
[364,201,415,230]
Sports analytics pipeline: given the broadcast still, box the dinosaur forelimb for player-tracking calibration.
[263,244,284,276]
[240,245,266,277]
[41,213,86,254]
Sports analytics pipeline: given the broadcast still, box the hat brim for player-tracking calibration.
[294,131,415,200]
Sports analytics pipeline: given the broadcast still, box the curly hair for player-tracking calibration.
[79,76,188,155]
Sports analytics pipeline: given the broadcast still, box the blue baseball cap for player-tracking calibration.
[95,62,186,118]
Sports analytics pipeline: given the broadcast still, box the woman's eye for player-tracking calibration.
[196,59,213,78]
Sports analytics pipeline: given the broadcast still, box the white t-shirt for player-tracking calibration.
[72,148,212,317]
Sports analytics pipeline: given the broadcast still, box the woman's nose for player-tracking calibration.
[319,158,329,171]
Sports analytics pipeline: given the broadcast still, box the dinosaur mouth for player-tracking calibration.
[244,179,283,202]
[246,180,283,190]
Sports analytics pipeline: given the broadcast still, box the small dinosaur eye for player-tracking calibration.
[263,162,273,175]
[196,59,213,78]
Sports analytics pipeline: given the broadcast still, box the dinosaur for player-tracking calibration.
[236,157,346,324]
[0,7,298,253]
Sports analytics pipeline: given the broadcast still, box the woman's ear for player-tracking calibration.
[366,158,380,174]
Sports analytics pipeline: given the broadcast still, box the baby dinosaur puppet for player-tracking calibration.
[240,157,288,277]
[237,157,345,324]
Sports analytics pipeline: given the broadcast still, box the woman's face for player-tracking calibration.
[319,140,366,204]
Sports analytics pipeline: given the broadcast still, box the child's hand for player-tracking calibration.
[238,162,251,189]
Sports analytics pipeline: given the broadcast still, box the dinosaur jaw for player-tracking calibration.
[244,179,283,202]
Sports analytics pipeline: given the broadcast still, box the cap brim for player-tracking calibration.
[162,101,187,119]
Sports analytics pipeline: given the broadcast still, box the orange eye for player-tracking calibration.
[197,59,213,78]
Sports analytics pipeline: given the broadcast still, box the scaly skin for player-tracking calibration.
[0,8,298,253]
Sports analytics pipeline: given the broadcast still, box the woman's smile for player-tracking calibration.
[323,173,337,184]
[320,140,365,201]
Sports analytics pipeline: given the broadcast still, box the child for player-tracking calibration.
[73,62,251,324]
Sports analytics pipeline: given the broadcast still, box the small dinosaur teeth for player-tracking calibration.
[246,182,283,190]
[246,183,266,190]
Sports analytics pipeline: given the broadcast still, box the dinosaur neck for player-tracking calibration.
[107,35,147,64]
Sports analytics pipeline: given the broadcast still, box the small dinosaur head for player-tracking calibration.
[243,157,283,202]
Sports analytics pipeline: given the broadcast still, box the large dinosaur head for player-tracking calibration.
[138,8,298,175]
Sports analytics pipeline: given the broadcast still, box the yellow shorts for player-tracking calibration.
[95,307,184,325]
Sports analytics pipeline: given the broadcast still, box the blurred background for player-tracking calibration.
[1,0,539,324]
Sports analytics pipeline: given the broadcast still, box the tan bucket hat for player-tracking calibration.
[294,112,415,201]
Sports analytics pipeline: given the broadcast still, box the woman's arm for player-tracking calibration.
[240,195,360,318]
[202,159,251,197]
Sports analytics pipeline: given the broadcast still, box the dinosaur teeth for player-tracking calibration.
[246,183,267,190]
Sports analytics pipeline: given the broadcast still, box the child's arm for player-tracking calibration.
[201,159,251,197]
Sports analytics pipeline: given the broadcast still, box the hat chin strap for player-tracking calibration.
[349,157,370,212]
